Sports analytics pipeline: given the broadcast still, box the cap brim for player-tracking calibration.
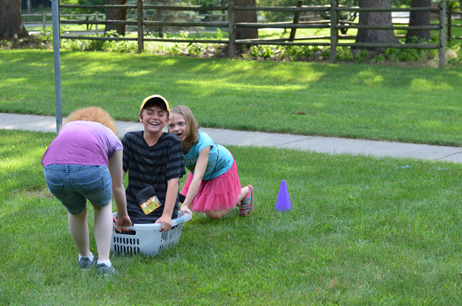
[140,95,170,114]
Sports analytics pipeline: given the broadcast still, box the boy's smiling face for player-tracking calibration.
[139,105,168,134]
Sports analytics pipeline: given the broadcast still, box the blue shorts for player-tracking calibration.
[44,164,113,215]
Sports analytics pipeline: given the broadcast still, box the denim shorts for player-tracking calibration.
[44,164,112,215]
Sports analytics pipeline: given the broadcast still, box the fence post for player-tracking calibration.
[329,0,338,63]
[222,0,226,22]
[447,4,452,43]
[95,11,99,35]
[42,11,47,31]
[137,0,144,53]
[289,0,303,42]
[228,0,235,59]
[439,1,446,68]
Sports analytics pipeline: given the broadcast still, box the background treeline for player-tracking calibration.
[24,0,462,20]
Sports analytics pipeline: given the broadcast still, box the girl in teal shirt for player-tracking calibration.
[168,105,254,219]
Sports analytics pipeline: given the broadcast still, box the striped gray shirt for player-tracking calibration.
[122,131,185,224]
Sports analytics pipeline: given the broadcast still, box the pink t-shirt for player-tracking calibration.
[42,121,123,167]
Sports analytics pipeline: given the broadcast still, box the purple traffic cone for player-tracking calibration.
[276,180,292,212]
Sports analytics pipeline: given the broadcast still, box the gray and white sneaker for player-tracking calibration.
[78,256,95,270]
[96,263,118,276]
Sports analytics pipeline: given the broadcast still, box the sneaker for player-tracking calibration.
[78,256,95,270]
[96,263,118,276]
[239,185,254,216]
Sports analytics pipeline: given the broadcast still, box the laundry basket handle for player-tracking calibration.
[113,212,191,232]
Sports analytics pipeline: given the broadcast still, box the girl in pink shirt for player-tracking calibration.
[42,107,131,276]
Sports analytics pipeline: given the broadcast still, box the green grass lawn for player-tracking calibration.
[2,129,462,305]
[1,50,462,146]
[4,10,462,306]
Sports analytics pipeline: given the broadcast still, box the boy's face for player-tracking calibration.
[139,105,169,134]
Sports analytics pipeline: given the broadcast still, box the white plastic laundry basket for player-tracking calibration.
[110,213,191,257]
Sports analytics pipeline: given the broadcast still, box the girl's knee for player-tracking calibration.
[92,200,112,212]
[205,209,230,219]
[70,206,87,218]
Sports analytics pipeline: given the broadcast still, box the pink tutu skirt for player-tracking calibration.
[181,159,242,212]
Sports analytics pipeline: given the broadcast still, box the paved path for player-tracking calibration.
[2,112,462,163]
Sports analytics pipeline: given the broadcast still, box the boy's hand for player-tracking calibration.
[156,215,172,232]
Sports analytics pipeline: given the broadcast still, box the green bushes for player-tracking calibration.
[11,27,462,66]
[447,43,462,66]
[42,36,462,66]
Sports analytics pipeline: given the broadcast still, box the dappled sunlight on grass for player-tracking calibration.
[154,57,182,67]
[187,61,228,74]
[446,70,462,78]
[419,120,443,129]
[312,102,326,109]
[175,79,307,94]
[0,53,29,65]
[409,78,452,91]
[1,154,45,190]
[3,50,462,145]
[2,131,462,304]
[186,59,326,83]
[0,131,52,200]
[351,69,385,87]
[28,62,51,68]
[353,70,385,87]
[20,188,54,199]
[2,77,29,87]
[123,70,151,77]
[0,188,54,220]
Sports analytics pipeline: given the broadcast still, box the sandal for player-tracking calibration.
[239,185,254,216]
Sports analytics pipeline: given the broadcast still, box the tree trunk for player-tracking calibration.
[405,0,431,43]
[355,0,398,51]
[105,0,127,36]
[235,0,258,40]
[0,0,30,40]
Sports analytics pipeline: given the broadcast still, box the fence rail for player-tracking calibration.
[23,11,106,32]
[46,0,457,68]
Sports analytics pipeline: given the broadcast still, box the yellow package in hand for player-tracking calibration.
[140,196,161,215]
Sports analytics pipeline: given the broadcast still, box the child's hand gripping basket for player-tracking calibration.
[111,213,191,257]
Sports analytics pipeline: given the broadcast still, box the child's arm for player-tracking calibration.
[155,177,180,232]
[108,150,132,232]
[181,146,210,213]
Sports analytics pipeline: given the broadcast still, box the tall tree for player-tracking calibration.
[405,0,431,43]
[0,0,30,40]
[235,0,258,40]
[355,0,398,51]
[105,0,127,36]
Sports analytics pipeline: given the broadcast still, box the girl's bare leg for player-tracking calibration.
[205,186,251,219]
[205,208,231,219]
[68,207,91,257]
[93,202,113,261]
[238,186,249,203]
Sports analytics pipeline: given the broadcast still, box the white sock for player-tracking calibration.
[79,252,94,261]
[97,259,112,267]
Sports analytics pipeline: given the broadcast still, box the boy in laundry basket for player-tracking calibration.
[115,95,185,232]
